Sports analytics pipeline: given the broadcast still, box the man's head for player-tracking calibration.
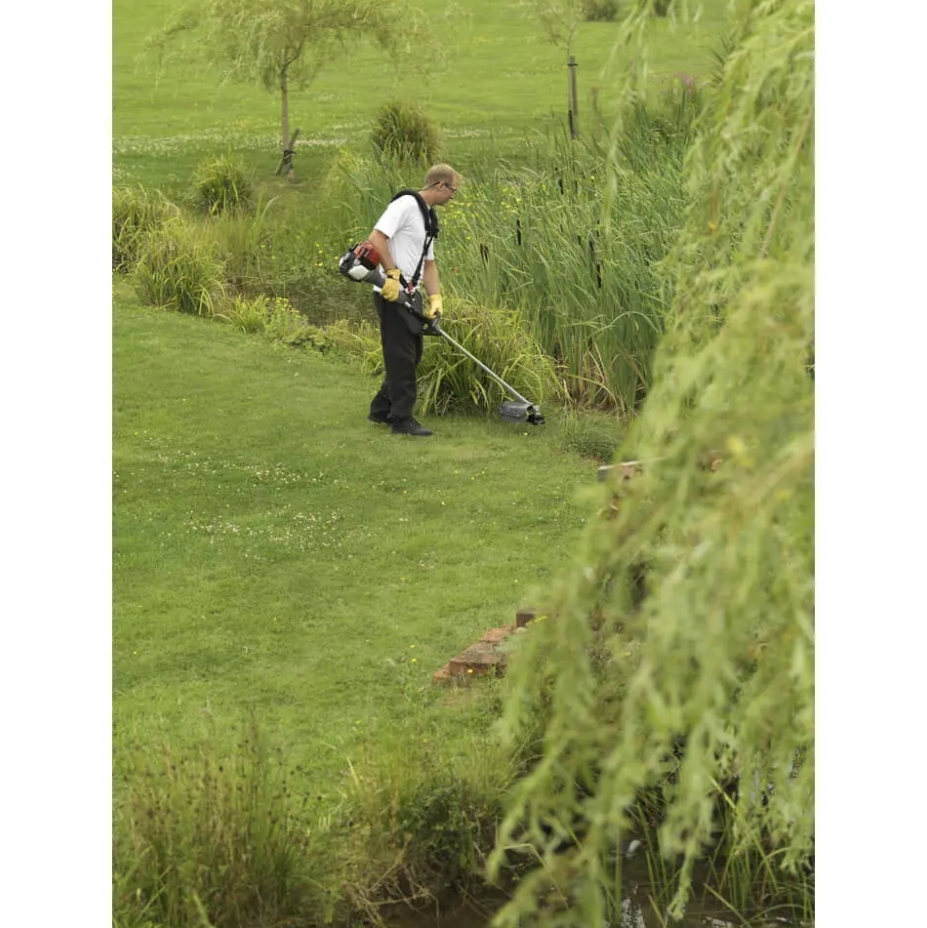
[420,164,461,206]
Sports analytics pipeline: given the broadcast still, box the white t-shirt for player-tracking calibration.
[373,194,435,292]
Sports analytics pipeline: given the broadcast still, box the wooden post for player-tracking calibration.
[275,128,300,178]
[567,55,579,139]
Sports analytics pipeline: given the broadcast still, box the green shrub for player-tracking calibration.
[371,100,442,166]
[437,132,685,414]
[333,300,565,417]
[217,293,307,340]
[582,0,620,21]
[557,409,623,461]
[112,722,333,928]
[133,219,227,316]
[282,325,334,351]
[112,185,179,272]
[191,154,254,215]
[341,736,515,916]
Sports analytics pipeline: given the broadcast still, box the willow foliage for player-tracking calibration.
[492,1,814,923]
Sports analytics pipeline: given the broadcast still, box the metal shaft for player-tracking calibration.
[433,323,532,407]
[356,263,533,407]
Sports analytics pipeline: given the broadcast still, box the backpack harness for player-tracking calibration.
[389,189,439,293]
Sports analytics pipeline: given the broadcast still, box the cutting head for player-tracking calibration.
[499,400,545,425]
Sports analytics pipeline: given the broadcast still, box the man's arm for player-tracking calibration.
[369,230,397,273]
[422,259,440,298]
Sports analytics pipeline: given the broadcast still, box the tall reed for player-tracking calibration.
[112,719,331,928]
[326,83,699,415]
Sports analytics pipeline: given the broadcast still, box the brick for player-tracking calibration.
[480,626,514,644]
[432,664,453,685]
[448,642,507,677]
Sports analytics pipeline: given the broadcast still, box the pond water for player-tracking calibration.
[383,863,807,928]
[385,894,798,928]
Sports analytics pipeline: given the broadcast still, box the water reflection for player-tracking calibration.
[385,878,801,928]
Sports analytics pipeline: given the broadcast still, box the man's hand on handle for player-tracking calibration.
[425,293,443,320]
[381,267,403,302]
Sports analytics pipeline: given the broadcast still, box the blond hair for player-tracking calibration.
[423,164,461,189]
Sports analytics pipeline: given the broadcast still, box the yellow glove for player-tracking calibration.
[425,293,443,320]
[381,267,402,302]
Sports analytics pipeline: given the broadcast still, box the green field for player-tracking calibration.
[112,2,814,925]
[112,0,732,806]
[114,0,732,188]
[113,276,596,779]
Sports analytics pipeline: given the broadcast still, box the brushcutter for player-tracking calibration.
[338,242,545,425]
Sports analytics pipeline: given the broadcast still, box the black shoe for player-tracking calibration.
[390,417,433,437]
[368,411,391,425]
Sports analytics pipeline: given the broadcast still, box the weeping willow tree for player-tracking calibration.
[490,0,813,924]
[148,0,429,180]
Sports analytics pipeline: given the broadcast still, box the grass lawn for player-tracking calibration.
[113,278,601,789]
[110,0,725,793]
[113,0,733,189]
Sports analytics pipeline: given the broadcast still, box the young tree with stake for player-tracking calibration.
[148,0,428,181]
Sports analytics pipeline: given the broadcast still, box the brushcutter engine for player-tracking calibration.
[339,240,391,286]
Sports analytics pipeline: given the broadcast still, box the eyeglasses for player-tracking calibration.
[445,183,457,194]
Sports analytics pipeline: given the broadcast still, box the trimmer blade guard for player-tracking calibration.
[499,400,545,425]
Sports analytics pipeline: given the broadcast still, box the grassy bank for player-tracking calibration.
[112,280,604,923]
[113,1,814,925]
[114,0,732,412]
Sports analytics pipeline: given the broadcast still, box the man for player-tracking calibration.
[367,164,461,437]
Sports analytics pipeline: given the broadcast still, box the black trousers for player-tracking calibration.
[369,292,424,422]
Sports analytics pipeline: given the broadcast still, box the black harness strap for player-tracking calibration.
[389,189,439,291]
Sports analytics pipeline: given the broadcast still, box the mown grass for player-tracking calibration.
[113,276,607,923]
[113,277,596,786]
[114,0,732,189]
[111,2,813,923]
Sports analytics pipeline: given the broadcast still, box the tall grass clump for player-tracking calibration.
[192,154,255,215]
[327,299,566,418]
[113,185,179,272]
[217,293,317,343]
[205,194,280,296]
[371,100,443,167]
[417,300,566,417]
[489,0,814,925]
[339,733,521,921]
[113,719,335,928]
[613,74,704,173]
[134,218,227,316]
[439,123,689,414]
[582,0,621,21]
[556,408,624,462]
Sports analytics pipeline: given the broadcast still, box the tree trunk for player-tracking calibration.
[280,71,295,182]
